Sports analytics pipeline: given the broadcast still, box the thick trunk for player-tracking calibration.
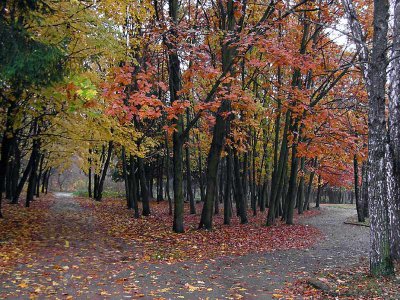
[167,0,186,233]
[0,101,17,217]
[199,107,228,229]
[387,0,400,260]
[199,0,235,230]
[285,135,299,225]
[267,111,290,226]
[368,0,394,275]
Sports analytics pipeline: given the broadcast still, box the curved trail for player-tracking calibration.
[0,194,369,299]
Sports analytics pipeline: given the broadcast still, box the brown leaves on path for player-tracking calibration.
[0,194,55,267]
[75,197,322,263]
[276,261,400,299]
[0,194,322,299]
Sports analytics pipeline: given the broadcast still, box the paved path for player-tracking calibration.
[0,194,369,299]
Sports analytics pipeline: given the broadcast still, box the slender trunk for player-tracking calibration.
[186,142,196,214]
[172,137,184,232]
[26,136,40,207]
[361,163,369,218]
[35,154,44,197]
[88,149,93,198]
[303,158,316,211]
[197,135,205,202]
[233,151,248,224]
[224,152,232,225]
[157,156,164,202]
[44,168,51,194]
[354,155,365,222]
[297,158,305,214]
[138,157,151,216]
[164,134,173,215]
[95,141,113,202]
[122,147,131,209]
[130,155,140,218]
[316,175,321,208]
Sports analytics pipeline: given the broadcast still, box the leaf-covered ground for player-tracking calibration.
[74,196,321,263]
[277,262,400,299]
[0,194,371,299]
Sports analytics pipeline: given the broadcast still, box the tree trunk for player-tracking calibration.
[0,101,17,217]
[285,117,299,225]
[297,158,305,214]
[186,142,196,214]
[95,141,113,202]
[138,157,151,216]
[367,0,394,275]
[387,0,400,261]
[35,154,44,198]
[88,148,93,198]
[224,152,232,225]
[233,151,248,224]
[267,111,290,226]
[354,155,365,222]
[164,134,173,215]
[26,136,40,207]
[130,155,140,218]
[316,175,321,208]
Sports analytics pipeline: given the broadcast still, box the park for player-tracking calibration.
[1,0,399,298]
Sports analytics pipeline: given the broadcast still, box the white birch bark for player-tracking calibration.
[343,0,394,275]
[387,0,400,260]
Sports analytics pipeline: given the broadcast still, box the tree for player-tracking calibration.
[342,0,394,276]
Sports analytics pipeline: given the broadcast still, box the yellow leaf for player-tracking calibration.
[65,240,70,248]
[18,282,28,288]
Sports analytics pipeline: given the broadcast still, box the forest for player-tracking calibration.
[0,0,399,298]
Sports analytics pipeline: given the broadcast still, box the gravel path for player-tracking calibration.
[128,205,369,299]
[0,195,369,299]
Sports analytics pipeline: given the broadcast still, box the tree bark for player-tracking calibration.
[387,0,400,260]
[354,155,365,222]
[95,141,113,202]
[138,157,151,216]
[367,0,394,275]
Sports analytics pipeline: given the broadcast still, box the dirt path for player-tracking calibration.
[0,194,369,299]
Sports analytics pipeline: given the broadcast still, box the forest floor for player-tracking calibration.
[0,193,373,299]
